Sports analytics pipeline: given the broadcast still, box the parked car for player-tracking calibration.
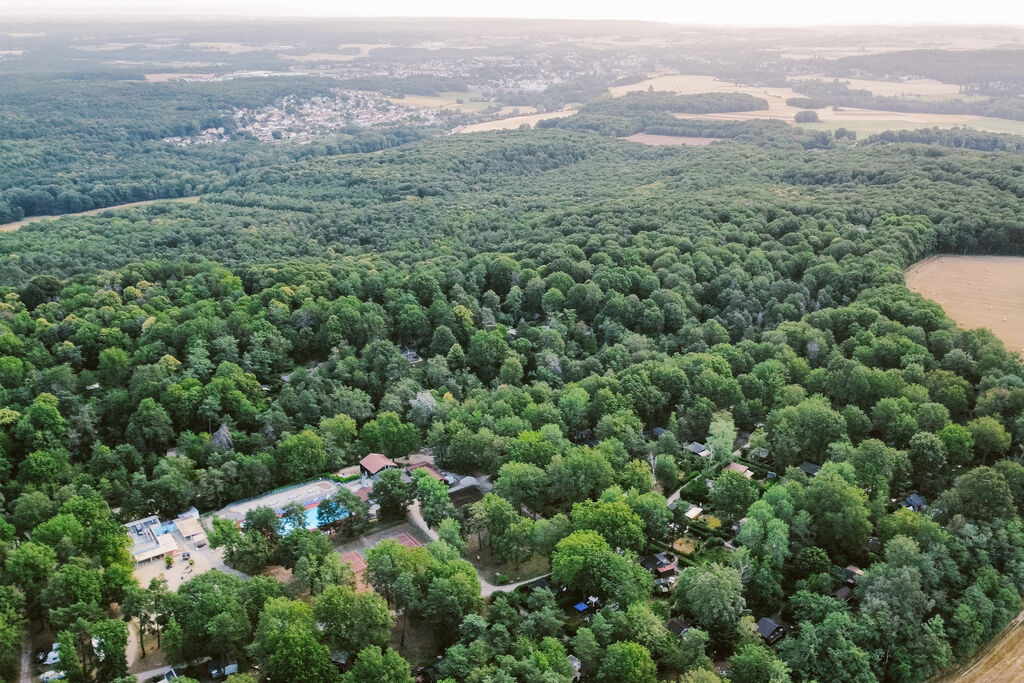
[40,671,66,682]
[35,643,59,664]
[208,657,239,679]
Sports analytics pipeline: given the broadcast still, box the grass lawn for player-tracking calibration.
[464,534,550,584]
[673,536,699,555]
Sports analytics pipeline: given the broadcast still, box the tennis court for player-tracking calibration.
[341,550,366,572]
[386,531,423,547]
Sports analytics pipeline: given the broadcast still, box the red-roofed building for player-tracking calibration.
[360,453,398,477]
[725,462,754,479]
[353,486,373,502]
[409,464,448,484]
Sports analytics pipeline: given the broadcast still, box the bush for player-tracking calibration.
[795,110,819,123]
[679,477,709,504]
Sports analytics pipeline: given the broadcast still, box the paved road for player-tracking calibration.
[135,665,173,682]
[406,501,545,597]
[134,655,211,682]
[666,486,682,507]
[18,638,31,683]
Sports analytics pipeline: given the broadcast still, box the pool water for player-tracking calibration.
[279,505,349,533]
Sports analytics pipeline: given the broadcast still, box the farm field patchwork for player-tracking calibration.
[905,255,1024,355]
[790,74,962,97]
[609,73,1024,136]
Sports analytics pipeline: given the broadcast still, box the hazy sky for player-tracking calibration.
[3,0,1024,26]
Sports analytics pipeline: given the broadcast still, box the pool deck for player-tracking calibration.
[216,479,340,522]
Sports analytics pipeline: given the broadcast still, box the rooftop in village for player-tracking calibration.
[724,462,754,478]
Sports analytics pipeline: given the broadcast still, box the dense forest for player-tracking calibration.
[1,122,1024,683]
[828,49,1024,94]
[4,18,1024,683]
[0,76,437,223]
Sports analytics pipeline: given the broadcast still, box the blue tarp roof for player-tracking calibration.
[573,602,589,612]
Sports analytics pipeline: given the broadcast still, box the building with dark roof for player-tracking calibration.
[756,617,785,646]
[902,493,927,511]
[685,442,712,458]
[666,618,689,637]
[798,461,821,477]
[640,552,677,576]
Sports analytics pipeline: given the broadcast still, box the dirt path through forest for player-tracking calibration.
[0,196,200,232]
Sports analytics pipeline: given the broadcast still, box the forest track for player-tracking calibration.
[0,196,200,232]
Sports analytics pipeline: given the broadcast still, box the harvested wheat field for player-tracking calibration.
[790,75,961,98]
[905,256,1024,355]
[939,611,1024,682]
[621,133,722,146]
[608,73,1024,136]
[456,109,578,133]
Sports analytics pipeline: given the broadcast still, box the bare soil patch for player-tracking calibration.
[905,255,1024,355]
[621,133,721,146]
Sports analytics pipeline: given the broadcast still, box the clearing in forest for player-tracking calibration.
[905,255,1024,355]
[620,133,722,146]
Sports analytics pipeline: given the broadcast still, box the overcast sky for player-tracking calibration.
[3,0,1024,26]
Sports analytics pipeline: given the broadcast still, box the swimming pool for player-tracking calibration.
[279,505,349,533]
